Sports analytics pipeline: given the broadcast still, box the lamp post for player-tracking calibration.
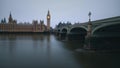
[85,12,92,49]
[88,11,92,37]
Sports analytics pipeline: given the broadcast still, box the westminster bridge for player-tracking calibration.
[54,16,120,50]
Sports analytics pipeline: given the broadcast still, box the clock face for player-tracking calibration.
[47,16,50,19]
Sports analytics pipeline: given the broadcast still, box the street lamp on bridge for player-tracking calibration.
[88,11,91,22]
[84,12,92,49]
[87,11,92,36]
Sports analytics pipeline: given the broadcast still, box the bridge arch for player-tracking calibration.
[68,26,87,34]
[67,27,87,41]
[69,27,87,35]
[58,29,60,32]
[92,22,120,36]
[61,28,67,33]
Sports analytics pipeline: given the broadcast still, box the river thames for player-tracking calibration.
[0,34,120,68]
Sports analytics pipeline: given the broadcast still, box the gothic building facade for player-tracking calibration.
[0,11,51,32]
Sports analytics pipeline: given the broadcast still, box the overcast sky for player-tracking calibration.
[0,0,120,28]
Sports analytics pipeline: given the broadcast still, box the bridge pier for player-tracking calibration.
[84,32,93,50]
[56,32,60,36]
[59,32,67,40]
[83,12,93,50]
[84,36,94,50]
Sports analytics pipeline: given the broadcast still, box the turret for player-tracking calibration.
[8,12,13,23]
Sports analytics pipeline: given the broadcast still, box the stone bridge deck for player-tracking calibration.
[55,16,120,36]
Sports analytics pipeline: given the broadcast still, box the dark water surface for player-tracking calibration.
[0,34,120,68]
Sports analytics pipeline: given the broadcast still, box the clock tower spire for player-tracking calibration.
[47,10,51,31]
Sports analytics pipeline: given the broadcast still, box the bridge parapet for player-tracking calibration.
[55,16,120,36]
[92,20,120,34]
[92,16,120,24]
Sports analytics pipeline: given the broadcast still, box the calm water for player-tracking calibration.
[0,34,120,68]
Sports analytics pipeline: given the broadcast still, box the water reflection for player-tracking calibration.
[8,38,16,54]
[73,51,120,68]
[89,37,120,50]
[0,34,120,68]
[55,34,120,68]
[63,41,84,51]
[0,34,16,53]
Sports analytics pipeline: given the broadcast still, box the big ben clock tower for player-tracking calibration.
[47,10,51,31]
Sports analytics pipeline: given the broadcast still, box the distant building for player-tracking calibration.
[0,11,51,32]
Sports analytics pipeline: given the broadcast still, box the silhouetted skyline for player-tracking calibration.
[0,0,120,28]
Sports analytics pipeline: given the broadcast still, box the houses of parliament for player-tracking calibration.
[0,11,51,32]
